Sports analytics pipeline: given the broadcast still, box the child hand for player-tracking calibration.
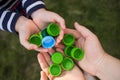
[31,8,66,44]
[37,52,85,80]
[15,16,48,52]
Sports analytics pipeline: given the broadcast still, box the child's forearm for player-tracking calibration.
[96,53,120,80]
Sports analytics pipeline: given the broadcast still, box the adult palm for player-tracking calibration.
[37,52,85,80]
[63,22,106,76]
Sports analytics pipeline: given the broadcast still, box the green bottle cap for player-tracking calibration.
[29,34,42,46]
[71,47,84,60]
[62,34,75,46]
[51,52,63,64]
[38,32,43,38]
[49,64,61,76]
[61,57,74,70]
[47,23,60,36]
[41,28,49,37]
[64,46,74,57]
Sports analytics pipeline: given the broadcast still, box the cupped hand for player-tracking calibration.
[31,8,66,44]
[37,51,85,80]
[15,16,48,52]
[57,22,106,76]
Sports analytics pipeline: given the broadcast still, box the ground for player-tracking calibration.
[0,0,120,80]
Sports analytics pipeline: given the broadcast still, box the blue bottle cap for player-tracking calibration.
[42,36,55,48]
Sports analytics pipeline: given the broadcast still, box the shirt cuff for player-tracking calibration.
[22,0,46,16]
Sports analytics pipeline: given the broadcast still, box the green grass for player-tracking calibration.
[0,0,120,80]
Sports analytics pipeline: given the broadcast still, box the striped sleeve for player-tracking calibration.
[22,0,46,16]
[0,10,21,33]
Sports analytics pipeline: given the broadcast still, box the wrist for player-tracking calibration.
[95,53,108,78]
[15,16,29,32]
[31,8,46,18]
[96,53,120,80]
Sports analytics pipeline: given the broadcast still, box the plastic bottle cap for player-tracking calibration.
[29,34,42,46]
[64,46,74,57]
[41,29,49,37]
[61,57,74,70]
[42,36,55,48]
[47,23,60,36]
[62,34,75,46]
[51,52,63,64]
[38,32,43,39]
[71,47,84,60]
[49,64,61,76]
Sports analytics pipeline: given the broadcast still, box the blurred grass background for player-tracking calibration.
[0,0,120,80]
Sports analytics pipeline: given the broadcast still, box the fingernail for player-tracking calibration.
[75,22,78,25]
[55,42,58,46]
[61,24,65,29]
[33,46,38,49]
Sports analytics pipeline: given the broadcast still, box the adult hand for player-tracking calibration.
[37,51,85,80]
[71,22,120,80]
[57,22,106,76]
[43,22,120,80]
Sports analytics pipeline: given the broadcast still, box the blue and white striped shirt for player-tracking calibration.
[0,0,45,33]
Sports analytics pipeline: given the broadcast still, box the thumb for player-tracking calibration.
[19,33,38,50]
[40,71,48,80]
[74,22,94,38]
[54,14,66,29]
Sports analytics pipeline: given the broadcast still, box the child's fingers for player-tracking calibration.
[54,14,65,29]
[19,32,38,50]
[56,29,64,45]
[35,47,49,52]
[40,71,48,80]
[54,15,65,45]
[20,39,38,50]
[59,18,66,29]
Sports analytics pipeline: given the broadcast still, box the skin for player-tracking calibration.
[15,8,66,52]
[37,52,85,80]
[63,22,106,75]
[31,8,65,44]
[56,22,120,80]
